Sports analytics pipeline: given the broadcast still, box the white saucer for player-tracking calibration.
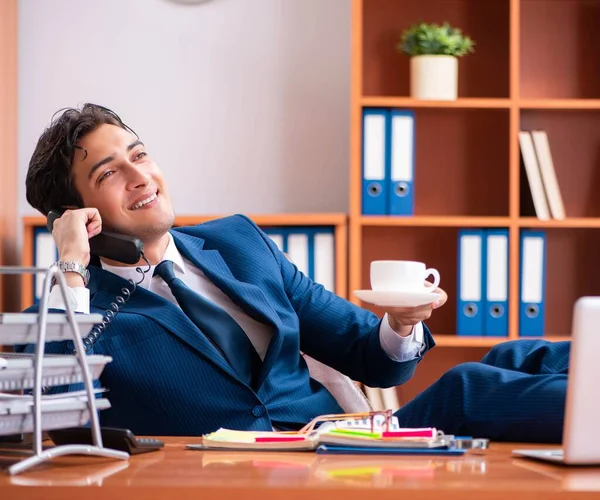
[353,289,441,308]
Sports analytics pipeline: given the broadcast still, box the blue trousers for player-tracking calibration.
[394,340,570,443]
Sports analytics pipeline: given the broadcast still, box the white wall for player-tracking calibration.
[18,0,350,217]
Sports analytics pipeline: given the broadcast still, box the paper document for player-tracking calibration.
[188,417,444,452]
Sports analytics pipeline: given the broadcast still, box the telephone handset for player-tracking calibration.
[45,208,150,354]
[46,208,144,264]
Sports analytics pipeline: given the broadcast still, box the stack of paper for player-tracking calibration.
[0,390,110,436]
[188,420,453,454]
[0,352,112,391]
[0,312,104,344]
[196,428,316,451]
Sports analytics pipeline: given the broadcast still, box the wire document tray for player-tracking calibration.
[0,265,129,475]
[0,312,104,344]
[0,353,112,391]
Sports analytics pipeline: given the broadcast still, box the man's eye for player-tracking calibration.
[99,171,114,182]
[134,152,147,161]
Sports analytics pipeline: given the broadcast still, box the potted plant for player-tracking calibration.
[398,22,475,100]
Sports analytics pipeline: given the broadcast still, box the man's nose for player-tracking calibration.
[124,162,151,188]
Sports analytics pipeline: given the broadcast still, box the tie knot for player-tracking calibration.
[154,260,177,283]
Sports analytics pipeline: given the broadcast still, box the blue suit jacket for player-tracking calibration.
[25,214,435,435]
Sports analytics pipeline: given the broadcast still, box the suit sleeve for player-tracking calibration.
[237,215,436,388]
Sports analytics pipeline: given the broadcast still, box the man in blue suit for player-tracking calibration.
[24,104,567,443]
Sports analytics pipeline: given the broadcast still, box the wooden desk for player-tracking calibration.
[1,438,600,499]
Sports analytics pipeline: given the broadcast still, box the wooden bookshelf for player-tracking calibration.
[519,218,600,229]
[0,0,17,315]
[350,0,597,401]
[434,334,570,349]
[361,97,512,109]
[21,213,348,309]
[520,99,600,110]
[359,216,512,227]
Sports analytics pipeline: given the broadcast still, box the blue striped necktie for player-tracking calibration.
[153,260,262,387]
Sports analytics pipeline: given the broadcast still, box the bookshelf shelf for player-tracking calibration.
[359,216,512,228]
[425,335,503,348]
[361,97,511,109]
[432,335,572,348]
[519,99,600,110]
[23,213,348,229]
[519,218,600,229]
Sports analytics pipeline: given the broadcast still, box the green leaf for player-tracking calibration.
[399,22,475,57]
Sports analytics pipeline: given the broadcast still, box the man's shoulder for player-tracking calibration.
[172,214,259,237]
[170,214,275,258]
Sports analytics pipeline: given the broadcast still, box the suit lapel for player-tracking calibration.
[171,231,282,330]
[171,230,285,389]
[88,266,240,381]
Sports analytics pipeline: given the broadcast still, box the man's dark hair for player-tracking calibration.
[25,103,137,215]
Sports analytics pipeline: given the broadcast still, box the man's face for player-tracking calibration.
[72,124,175,241]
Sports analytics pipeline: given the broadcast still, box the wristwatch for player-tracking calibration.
[52,261,90,286]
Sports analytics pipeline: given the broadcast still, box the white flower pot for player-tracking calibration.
[410,55,458,100]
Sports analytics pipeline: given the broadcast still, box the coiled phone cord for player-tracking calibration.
[79,254,151,353]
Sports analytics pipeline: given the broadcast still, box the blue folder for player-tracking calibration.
[519,230,546,337]
[484,229,509,336]
[457,229,486,336]
[387,109,415,216]
[316,445,465,456]
[362,108,389,215]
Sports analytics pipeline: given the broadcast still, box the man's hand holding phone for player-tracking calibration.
[49,208,101,287]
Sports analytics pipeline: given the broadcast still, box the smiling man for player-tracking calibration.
[24,103,448,435]
[23,104,569,444]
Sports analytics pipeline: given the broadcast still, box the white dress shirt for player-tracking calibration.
[48,234,424,362]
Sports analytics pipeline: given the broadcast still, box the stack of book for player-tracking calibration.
[188,416,467,456]
[519,130,565,221]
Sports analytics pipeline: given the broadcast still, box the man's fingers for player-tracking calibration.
[79,207,102,224]
[87,220,102,238]
[392,313,433,326]
[386,304,433,315]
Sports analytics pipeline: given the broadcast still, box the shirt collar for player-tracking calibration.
[100,232,187,290]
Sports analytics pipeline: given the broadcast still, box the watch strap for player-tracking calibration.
[52,261,90,286]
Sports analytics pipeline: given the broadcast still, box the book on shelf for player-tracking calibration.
[519,131,551,220]
[519,129,565,220]
[530,130,565,220]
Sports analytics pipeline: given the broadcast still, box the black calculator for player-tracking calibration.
[48,427,164,455]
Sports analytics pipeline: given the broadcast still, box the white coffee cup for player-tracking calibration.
[370,260,441,293]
